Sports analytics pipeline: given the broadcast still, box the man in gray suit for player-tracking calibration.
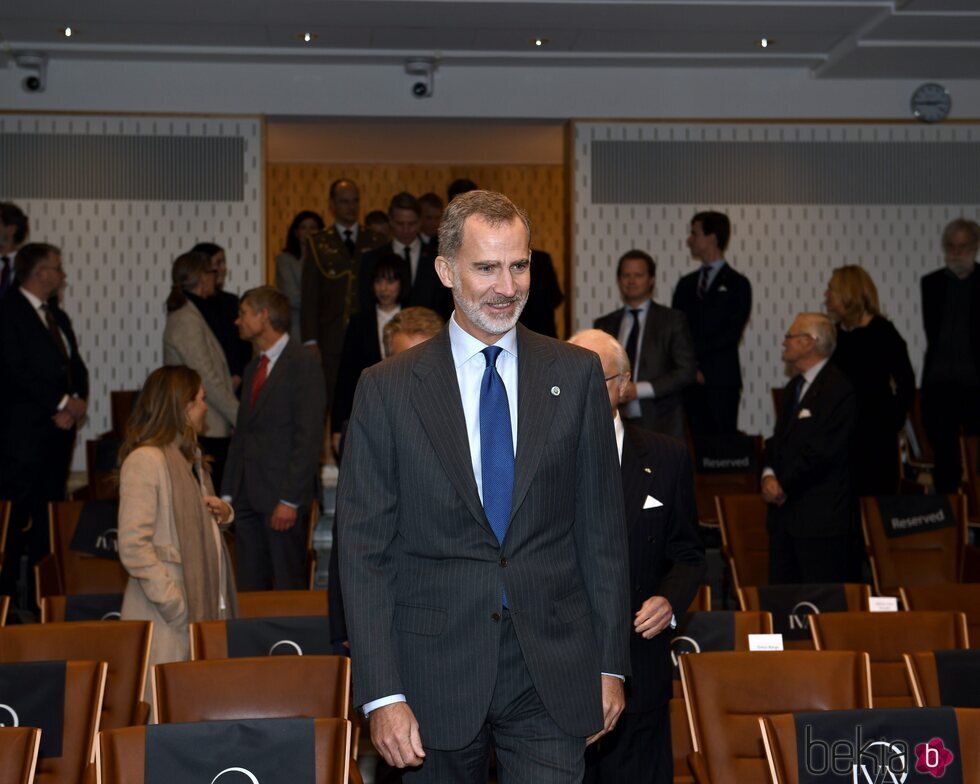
[338,191,631,782]
[224,286,325,590]
[594,249,696,439]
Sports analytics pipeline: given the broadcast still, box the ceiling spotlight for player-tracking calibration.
[530,37,549,47]
[755,37,773,49]
[62,27,73,37]
[295,32,318,43]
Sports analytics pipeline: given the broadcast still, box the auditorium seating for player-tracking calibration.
[760,708,980,783]
[84,437,122,501]
[900,583,980,648]
[689,434,764,526]
[152,655,351,724]
[109,390,139,437]
[962,435,980,525]
[0,620,152,728]
[96,718,353,784]
[40,594,124,623]
[236,589,329,618]
[904,650,980,707]
[689,584,711,613]
[679,650,872,784]
[738,584,871,650]
[34,501,128,604]
[860,494,967,596]
[716,494,769,591]
[810,610,969,708]
[0,595,8,626]
[0,726,41,784]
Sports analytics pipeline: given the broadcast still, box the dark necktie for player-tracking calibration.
[697,266,710,299]
[480,346,514,549]
[791,375,806,413]
[41,303,69,360]
[624,308,642,376]
[343,229,355,257]
[0,255,10,295]
[403,243,413,276]
[250,354,269,407]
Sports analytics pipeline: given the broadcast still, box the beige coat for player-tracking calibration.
[118,446,233,688]
[163,301,239,437]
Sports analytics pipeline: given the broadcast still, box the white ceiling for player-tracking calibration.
[1,0,978,78]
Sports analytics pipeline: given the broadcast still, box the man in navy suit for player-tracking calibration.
[0,243,89,608]
[672,212,752,435]
[571,329,705,784]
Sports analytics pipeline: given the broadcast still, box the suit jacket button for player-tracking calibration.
[491,612,501,622]
[499,557,508,567]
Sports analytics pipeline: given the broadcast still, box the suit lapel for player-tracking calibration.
[411,330,492,534]
[620,426,647,532]
[510,327,557,525]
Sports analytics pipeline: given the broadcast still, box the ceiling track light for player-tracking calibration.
[295,32,318,43]
[755,37,774,49]
[530,37,549,47]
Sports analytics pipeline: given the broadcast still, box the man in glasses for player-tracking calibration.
[762,313,857,584]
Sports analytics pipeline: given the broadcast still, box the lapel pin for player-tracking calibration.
[551,386,560,396]
[644,467,652,474]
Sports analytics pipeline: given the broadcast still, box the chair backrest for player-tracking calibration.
[689,584,711,613]
[671,611,774,781]
[689,435,764,525]
[961,436,980,522]
[0,620,152,729]
[679,650,872,784]
[110,391,140,437]
[738,584,872,650]
[0,594,9,626]
[904,650,980,708]
[810,611,969,708]
[760,708,980,784]
[860,494,967,595]
[45,501,129,597]
[152,655,351,724]
[40,594,124,623]
[31,660,106,784]
[96,718,352,784]
[85,438,122,501]
[901,582,980,649]
[237,589,329,619]
[716,494,770,590]
[0,727,41,784]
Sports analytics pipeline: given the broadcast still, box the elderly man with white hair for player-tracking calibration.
[762,312,858,584]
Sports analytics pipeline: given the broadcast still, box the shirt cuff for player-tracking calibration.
[303,339,318,346]
[670,614,677,630]
[280,500,299,509]
[635,381,655,400]
[601,672,625,682]
[762,467,776,480]
[221,495,232,504]
[57,395,69,411]
[362,694,407,716]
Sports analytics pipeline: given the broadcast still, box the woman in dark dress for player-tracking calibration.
[825,265,915,496]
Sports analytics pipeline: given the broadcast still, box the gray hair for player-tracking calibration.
[437,190,530,263]
[798,312,837,357]
[568,328,631,375]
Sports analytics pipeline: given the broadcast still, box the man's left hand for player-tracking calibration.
[51,410,75,430]
[634,595,673,639]
[65,397,87,421]
[270,503,298,532]
[586,675,625,746]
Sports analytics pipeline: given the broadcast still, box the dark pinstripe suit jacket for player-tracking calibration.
[337,324,631,750]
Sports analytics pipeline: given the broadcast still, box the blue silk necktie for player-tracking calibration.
[480,346,514,548]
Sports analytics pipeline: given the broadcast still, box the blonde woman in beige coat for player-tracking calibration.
[162,250,240,491]
[118,365,237,687]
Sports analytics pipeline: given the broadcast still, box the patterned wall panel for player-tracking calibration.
[0,114,264,470]
[573,122,980,438]
[267,163,567,332]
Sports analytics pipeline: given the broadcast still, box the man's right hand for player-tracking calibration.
[369,702,426,769]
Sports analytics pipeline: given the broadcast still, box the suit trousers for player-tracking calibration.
[584,702,671,784]
[233,498,309,591]
[922,383,980,493]
[684,385,740,436]
[401,610,585,784]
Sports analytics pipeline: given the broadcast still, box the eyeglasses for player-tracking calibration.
[784,333,814,341]
[604,373,624,382]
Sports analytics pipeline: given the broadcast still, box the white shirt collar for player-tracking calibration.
[393,237,420,255]
[335,222,358,239]
[261,332,290,363]
[801,356,829,386]
[449,312,518,368]
[20,286,46,311]
[613,413,625,464]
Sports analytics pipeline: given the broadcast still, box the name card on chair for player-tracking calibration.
[0,661,66,757]
[68,499,121,559]
[145,718,315,784]
[875,495,955,539]
[748,633,784,651]
[869,596,900,612]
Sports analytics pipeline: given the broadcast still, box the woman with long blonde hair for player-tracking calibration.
[118,365,237,681]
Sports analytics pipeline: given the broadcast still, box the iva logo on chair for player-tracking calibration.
[94,526,118,553]
[211,768,260,784]
[788,601,821,631]
[0,703,19,727]
[803,724,954,782]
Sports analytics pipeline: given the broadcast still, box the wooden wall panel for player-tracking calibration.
[267,163,567,335]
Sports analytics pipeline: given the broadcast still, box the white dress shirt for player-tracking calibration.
[615,300,655,419]
[392,238,422,283]
[20,287,71,411]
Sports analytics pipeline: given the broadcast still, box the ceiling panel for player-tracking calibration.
[572,29,842,54]
[818,45,980,79]
[867,14,980,40]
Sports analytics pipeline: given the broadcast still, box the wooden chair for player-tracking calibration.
[689,435,763,526]
[810,610,969,708]
[0,727,41,784]
[760,708,980,784]
[671,611,773,783]
[96,718,352,784]
[0,620,152,729]
[738,584,872,650]
[85,437,122,501]
[689,584,711,613]
[237,589,329,618]
[0,594,9,625]
[35,501,128,603]
[900,583,980,648]
[904,650,978,707]
[109,390,140,437]
[716,494,769,591]
[152,655,350,724]
[679,650,872,784]
[17,660,107,784]
[190,617,333,660]
[860,494,968,596]
[40,594,124,623]
[962,435,980,525]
